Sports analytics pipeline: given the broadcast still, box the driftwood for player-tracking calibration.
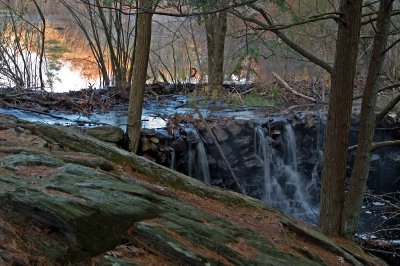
[194,104,246,195]
[272,72,318,103]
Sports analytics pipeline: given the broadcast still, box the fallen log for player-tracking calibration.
[272,72,318,103]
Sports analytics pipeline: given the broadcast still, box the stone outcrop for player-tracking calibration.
[0,115,387,265]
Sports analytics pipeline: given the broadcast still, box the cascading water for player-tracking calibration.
[170,149,176,170]
[307,114,325,203]
[255,124,316,221]
[254,127,287,205]
[187,128,211,184]
[283,124,298,171]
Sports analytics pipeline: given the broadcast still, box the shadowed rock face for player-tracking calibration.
[0,115,386,265]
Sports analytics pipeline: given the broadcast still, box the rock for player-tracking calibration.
[159,144,173,153]
[233,135,252,148]
[226,120,242,136]
[245,120,255,129]
[150,143,158,152]
[242,153,261,168]
[143,154,156,162]
[171,137,187,153]
[271,129,282,137]
[141,128,156,136]
[149,137,159,144]
[220,142,233,157]
[141,137,151,153]
[1,151,63,168]
[305,113,317,129]
[86,126,124,143]
[212,126,229,142]
[244,158,260,169]
[239,147,250,155]
[0,164,159,263]
[155,129,174,141]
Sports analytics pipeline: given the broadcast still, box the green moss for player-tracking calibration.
[244,91,274,107]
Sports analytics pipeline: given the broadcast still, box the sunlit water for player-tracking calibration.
[51,61,99,92]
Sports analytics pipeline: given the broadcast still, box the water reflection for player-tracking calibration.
[51,61,99,92]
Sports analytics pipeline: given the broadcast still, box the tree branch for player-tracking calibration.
[272,72,319,103]
[375,93,400,123]
[232,4,333,74]
[348,140,400,151]
[353,82,400,100]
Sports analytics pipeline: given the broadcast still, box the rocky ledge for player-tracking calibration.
[0,115,386,265]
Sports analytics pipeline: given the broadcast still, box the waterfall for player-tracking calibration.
[308,115,324,202]
[283,124,298,171]
[255,127,285,204]
[255,125,316,221]
[187,128,211,184]
[170,149,176,170]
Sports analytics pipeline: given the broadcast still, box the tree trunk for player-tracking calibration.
[318,0,363,235]
[127,0,153,153]
[204,0,228,89]
[341,0,393,237]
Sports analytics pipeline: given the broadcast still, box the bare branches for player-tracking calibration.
[231,4,334,74]
[79,0,259,17]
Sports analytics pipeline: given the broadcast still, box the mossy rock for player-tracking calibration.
[1,151,64,168]
[0,164,159,263]
[85,126,124,143]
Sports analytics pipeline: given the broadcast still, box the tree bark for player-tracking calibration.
[204,0,228,89]
[318,0,363,235]
[127,0,153,152]
[341,0,394,237]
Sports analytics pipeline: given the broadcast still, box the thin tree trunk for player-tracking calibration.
[189,20,204,82]
[318,0,363,235]
[127,0,153,153]
[32,0,45,90]
[204,0,228,89]
[341,0,393,238]
[96,0,121,88]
